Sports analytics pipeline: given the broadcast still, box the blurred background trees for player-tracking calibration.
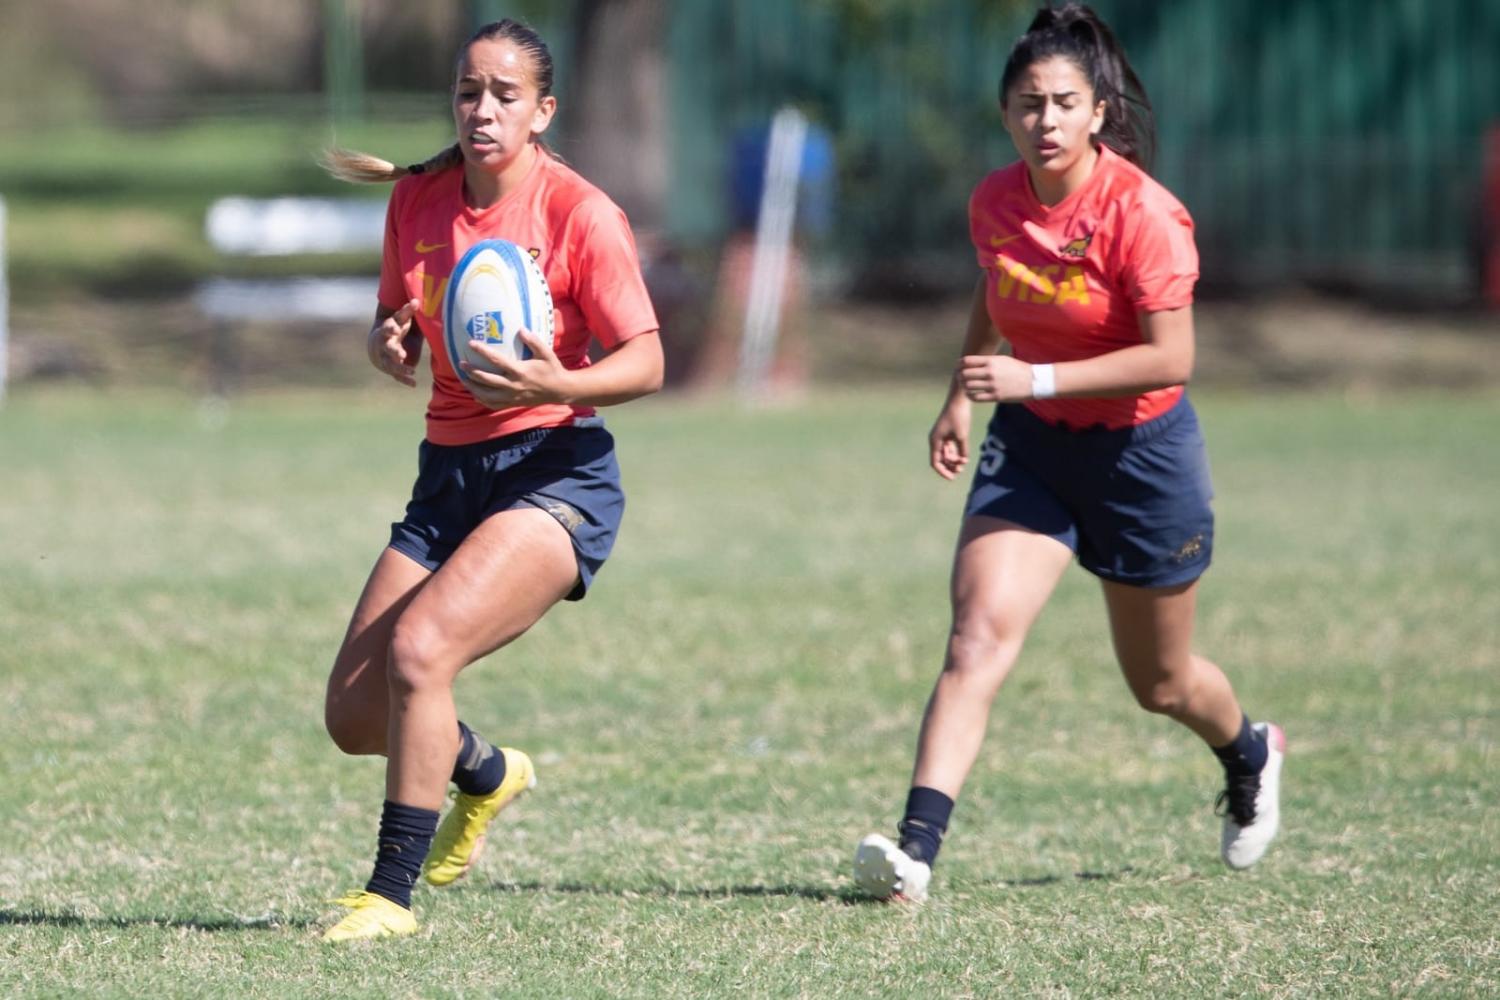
[0,0,1496,378]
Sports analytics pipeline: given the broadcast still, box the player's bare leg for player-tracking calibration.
[1103,579,1285,868]
[324,547,430,757]
[855,518,1071,901]
[325,507,575,941]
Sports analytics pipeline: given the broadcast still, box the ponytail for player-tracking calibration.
[1000,3,1156,170]
[320,143,464,184]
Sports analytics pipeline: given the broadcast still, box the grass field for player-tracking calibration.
[1,386,1497,997]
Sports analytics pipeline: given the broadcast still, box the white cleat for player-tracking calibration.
[1219,722,1286,869]
[853,833,932,902]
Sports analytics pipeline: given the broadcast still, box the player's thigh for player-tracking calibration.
[392,505,580,683]
[950,515,1074,651]
[326,546,433,721]
[1100,577,1199,688]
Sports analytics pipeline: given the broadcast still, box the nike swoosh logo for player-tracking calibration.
[415,240,448,254]
[989,234,1022,248]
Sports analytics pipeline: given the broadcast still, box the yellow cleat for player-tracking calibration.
[423,747,536,886]
[320,890,417,942]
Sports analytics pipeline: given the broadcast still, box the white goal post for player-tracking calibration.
[737,107,808,397]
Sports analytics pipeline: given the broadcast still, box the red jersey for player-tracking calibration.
[969,145,1198,429]
[378,151,659,445]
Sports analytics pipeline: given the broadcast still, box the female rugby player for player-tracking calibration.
[317,19,663,940]
[853,3,1284,902]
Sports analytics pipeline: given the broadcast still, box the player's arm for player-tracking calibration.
[463,328,664,409]
[544,328,665,406]
[1036,305,1194,397]
[931,276,1004,480]
[959,305,1193,402]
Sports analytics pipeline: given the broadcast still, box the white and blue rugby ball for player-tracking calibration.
[442,238,555,383]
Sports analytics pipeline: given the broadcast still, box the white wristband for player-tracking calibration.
[1030,363,1057,400]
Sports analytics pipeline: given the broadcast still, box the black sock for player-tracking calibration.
[452,720,506,796]
[898,786,955,867]
[364,800,439,910]
[1212,714,1268,777]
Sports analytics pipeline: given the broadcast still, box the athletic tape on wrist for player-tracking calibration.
[1030,363,1057,400]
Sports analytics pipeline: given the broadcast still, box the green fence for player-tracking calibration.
[660,0,1500,299]
[1129,0,1499,297]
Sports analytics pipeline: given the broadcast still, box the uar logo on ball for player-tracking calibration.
[443,238,555,383]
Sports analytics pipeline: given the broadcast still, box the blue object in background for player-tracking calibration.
[728,120,836,239]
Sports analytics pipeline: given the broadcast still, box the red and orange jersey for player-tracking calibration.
[378,151,659,446]
[969,145,1199,429]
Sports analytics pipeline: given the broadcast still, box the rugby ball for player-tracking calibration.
[442,238,555,383]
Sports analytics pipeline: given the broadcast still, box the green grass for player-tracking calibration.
[1,386,1496,997]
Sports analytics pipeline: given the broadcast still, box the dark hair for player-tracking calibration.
[465,18,554,100]
[999,3,1155,171]
[323,19,556,184]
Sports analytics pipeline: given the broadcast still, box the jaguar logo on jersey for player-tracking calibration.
[1059,232,1093,258]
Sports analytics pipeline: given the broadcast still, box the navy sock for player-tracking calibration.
[364,800,439,910]
[1212,714,1268,777]
[898,786,955,867]
[452,720,506,796]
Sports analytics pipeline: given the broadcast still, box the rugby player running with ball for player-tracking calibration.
[317,19,662,940]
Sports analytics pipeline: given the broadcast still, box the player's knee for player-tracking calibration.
[386,619,453,696]
[1130,677,1193,718]
[942,623,1023,689]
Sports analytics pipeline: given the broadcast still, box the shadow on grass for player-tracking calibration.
[490,880,866,904]
[1001,867,1136,888]
[487,868,1137,903]
[0,909,311,932]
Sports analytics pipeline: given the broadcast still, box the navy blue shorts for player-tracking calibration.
[388,420,624,601]
[964,395,1215,588]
